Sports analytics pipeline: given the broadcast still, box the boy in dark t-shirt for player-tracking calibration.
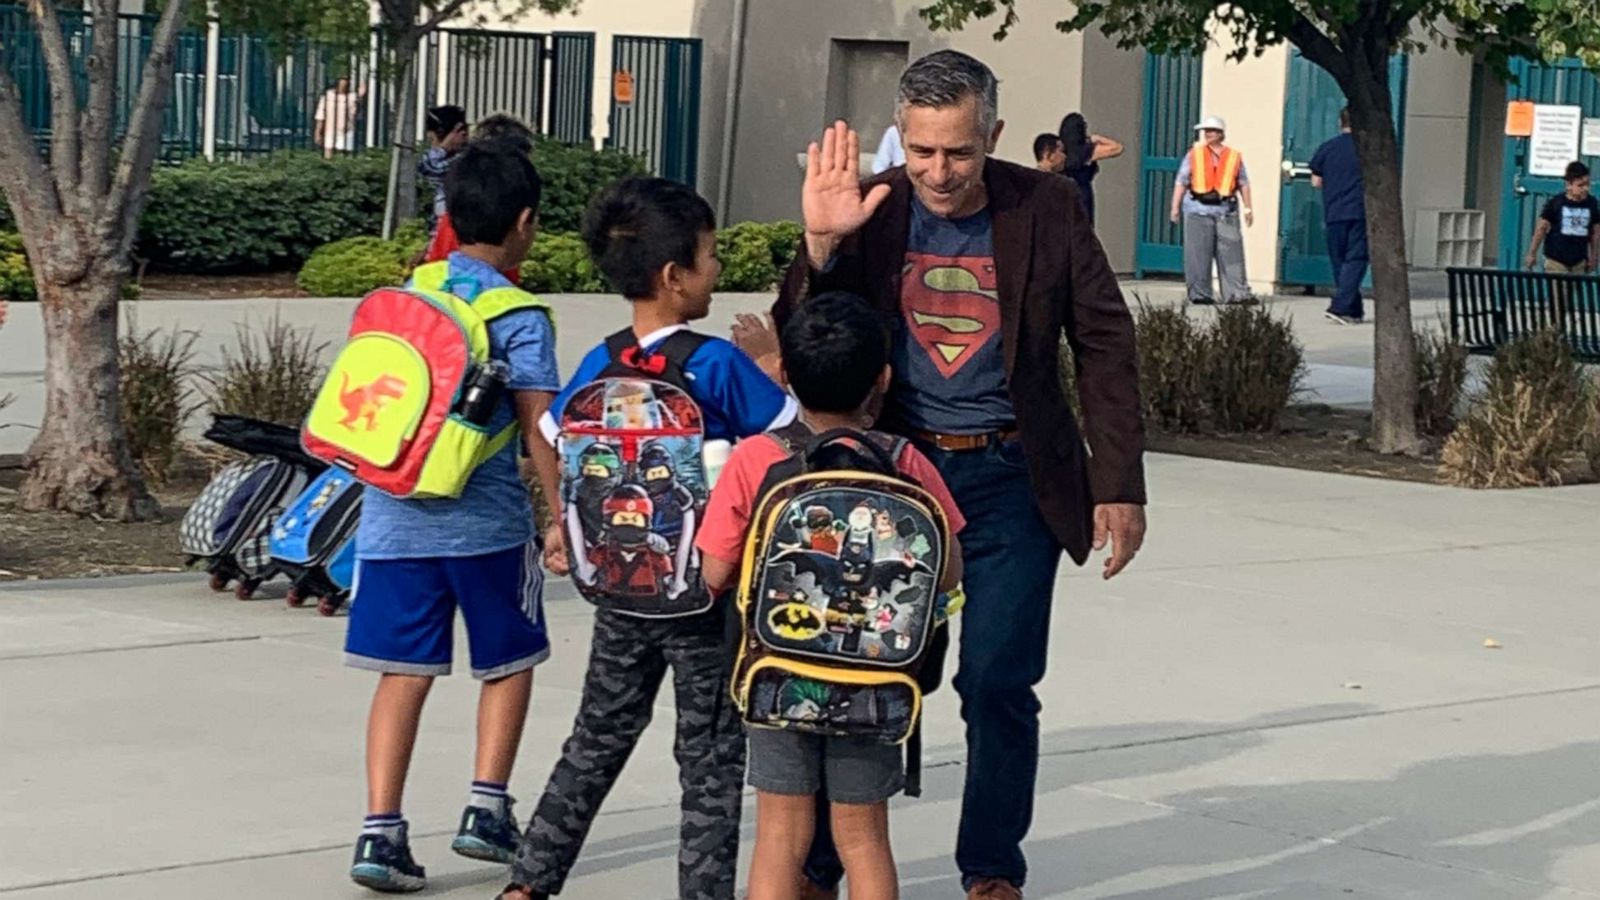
[1526,160,1600,274]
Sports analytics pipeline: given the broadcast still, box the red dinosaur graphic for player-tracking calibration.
[338,372,408,431]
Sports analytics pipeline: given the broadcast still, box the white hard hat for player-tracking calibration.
[1194,116,1227,133]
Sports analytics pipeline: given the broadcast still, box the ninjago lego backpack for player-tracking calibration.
[556,329,713,618]
[730,425,953,784]
[301,261,552,499]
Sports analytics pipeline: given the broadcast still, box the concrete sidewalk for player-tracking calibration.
[4,455,1599,898]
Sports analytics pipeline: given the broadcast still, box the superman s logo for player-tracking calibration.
[901,253,1000,378]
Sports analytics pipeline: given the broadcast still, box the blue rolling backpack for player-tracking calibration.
[269,466,363,616]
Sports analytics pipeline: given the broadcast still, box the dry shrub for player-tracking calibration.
[1413,327,1469,437]
[1134,302,1207,433]
[207,312,327,427]
[1439,331,1593,488]
[1203,304,1305,433]
[1584,389,1600,478]
[119,323,199,483]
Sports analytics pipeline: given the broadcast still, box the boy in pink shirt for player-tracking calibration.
[697,291,966,900]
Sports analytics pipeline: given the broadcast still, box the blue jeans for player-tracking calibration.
[1326,218,1369,319]
[804,439,1064,890]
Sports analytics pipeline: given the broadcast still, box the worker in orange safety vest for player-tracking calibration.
[1169,115,1256,305]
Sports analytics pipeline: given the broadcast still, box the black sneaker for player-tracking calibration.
[452,799,521,864]
[1323,310,1365,325]
[1189,296,1217,306]
[350,822,426,893]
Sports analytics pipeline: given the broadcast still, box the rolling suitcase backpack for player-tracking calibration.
[269,466,363,615]
[180,416,319,599]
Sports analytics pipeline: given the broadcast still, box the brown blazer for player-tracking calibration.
[773,157,1145,564]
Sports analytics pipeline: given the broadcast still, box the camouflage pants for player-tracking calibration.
[511,608,745,899]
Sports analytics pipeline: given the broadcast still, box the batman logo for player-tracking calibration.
[767,602,825,640]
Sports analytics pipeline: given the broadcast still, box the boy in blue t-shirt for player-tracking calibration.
[499,177,795,900]
[344,142,567,893]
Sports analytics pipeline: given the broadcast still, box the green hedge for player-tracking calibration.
[298,220,804,298]
[0,138,648,277]
[1,232,35,303]
[138,152,394,273]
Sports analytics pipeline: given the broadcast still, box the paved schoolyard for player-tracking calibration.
[4,454,1599,898]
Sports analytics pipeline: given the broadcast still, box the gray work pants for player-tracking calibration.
[1183,211,1251,303]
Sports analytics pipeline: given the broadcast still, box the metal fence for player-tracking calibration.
[609,35,701,185]
[2,5,596,161]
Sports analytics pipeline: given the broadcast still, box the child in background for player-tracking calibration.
[418,104,468,242]
[1525,160,1600,274]
[425,114,537,281]
[696,291,966,900]
[498,176,796,900]
[345,142,567,894]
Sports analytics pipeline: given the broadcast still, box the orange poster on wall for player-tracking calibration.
[614,70,635,106]
[1505,100,1535,137]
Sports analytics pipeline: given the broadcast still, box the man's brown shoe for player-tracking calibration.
[799,881,839,900]
[967,878,1023,900]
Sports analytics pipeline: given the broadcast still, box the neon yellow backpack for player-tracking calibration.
[302,262,552,498]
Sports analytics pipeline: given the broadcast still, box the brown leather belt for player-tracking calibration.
[909,427,1019,452]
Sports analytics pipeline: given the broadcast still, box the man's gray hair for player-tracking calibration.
[895,50,999,134]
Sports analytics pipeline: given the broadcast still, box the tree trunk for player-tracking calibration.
[20,261,159,521]
[382,35,420,237]
[1346,62,1424,456]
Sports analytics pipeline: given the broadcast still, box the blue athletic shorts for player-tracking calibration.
[344,542,550,680]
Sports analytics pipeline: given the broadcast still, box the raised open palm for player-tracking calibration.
[802,121,892,242]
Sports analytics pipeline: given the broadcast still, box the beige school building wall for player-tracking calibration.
[719,0,1146,260]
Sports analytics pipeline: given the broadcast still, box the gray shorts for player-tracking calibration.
[746,728,904,804]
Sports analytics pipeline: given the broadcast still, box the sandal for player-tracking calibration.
[496,885,536,900]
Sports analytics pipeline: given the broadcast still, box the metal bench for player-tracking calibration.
[1446,267,1600,362]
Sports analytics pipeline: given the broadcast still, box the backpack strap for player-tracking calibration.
[602,328,710,389]
[904,724,923,798]
[473,285,554,332]
[769,419,814,453]
[410,260,450,292]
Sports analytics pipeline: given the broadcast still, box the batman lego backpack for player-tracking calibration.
[730,425,952,753]
[269,466,363,613]
[555,329,713,618]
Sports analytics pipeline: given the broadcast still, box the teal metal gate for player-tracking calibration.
[1135,52,1202,276]
[5,4,596,160]
[1497,57,1600,268]
[1277,50,1407,288]
[609,35,702,185]
[548,32,594,144]
[2,5,205,159]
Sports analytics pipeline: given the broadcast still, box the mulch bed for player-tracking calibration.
[1147,405,1445,484]
[0,405,1582,581]
[134,271,308,300]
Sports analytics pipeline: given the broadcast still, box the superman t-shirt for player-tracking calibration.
[886,196,1014,434]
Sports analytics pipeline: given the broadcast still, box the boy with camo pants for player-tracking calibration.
[498,177,798,900]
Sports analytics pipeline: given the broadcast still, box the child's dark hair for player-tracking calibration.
[581,176,716,299]
[425,104,466,140]
[444,143,543,246]
[1567,161,1590,182]
[473,113,536,156]
[780,291,890,414]
[1032,132,1060,162]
